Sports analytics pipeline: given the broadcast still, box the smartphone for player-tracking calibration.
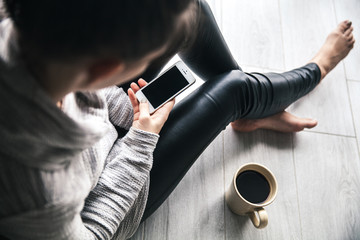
[136,61,196,114]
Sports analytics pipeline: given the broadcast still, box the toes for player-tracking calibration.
[344,26,354,36]
[350,39,355,48]
[338,20,352,33]
[292,120,317,132]
[339,20,351,33]
[347,35,354,42]
[302,119,318,129]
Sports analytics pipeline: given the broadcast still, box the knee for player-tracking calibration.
[207,70,250,97]
[202,70,252,119]
[221,70,250,90]
[197,0,216,23]
[198,0,211,10]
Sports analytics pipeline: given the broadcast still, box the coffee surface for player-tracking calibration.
[236,170,270,204]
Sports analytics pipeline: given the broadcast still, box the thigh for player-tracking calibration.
[179,0,240,80]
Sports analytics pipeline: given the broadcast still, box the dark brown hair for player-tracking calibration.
[3,0,195,62]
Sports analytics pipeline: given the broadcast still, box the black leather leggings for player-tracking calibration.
[122,0,321,220]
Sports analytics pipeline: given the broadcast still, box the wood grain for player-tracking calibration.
[221,0,284,70]
[293,132,360,239]
[279,0,336,69]
[348,81,360,152]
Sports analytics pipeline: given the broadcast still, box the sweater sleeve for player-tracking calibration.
[80,127,159,239]
[101,86,134,130]
[0,127,158,240]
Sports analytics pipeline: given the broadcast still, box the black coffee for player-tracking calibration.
[235,170,270,204]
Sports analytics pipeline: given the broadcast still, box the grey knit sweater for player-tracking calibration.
[0,19,159,240]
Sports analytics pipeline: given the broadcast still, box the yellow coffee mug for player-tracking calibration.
[225,163,278,229]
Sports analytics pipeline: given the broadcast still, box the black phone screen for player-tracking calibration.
[142,66,189,109]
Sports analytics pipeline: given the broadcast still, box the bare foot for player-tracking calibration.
[310,20,355,80]
[231,21,353,133]
[231,111,318,133]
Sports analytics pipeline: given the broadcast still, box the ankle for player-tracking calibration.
[317,63,328,80]
[309,60,327,80]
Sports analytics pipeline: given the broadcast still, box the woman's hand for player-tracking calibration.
[127,78,175,134]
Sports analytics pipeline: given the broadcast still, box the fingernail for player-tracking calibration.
[140,99,147,103]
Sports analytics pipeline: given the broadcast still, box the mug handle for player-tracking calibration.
[248,207,268,229]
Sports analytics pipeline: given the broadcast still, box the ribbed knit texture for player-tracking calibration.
[0,19,159,240]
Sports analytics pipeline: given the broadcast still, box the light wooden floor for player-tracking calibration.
[130,0,360,239]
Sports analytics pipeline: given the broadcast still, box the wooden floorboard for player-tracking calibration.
[279,0,336,69]
[293,132,360,240]
[222,0,284,70]
[348,81,360,153]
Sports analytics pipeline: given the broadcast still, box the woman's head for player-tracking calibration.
[3,0,196,63]
[2,0,197,98]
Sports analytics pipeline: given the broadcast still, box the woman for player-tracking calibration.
[0,0,354,239]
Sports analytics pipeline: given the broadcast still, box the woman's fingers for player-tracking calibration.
[127,88,139,113]
[129,78,175,134]
[138,78,148,88]
[130,79,147,94]
[128,79,150,117]
[130,82,140,93]
[139,100,151,119]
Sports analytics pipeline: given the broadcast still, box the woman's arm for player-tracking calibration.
[81,80,174,239]
[101,86,134,130]
[81,127,159,239]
